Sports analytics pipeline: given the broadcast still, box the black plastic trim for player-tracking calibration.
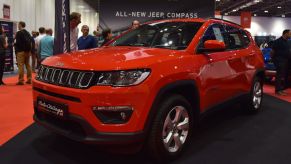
[33,109,145,144]
[33,87,81,102]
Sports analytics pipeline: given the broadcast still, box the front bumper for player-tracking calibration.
[33,111,145,144]
[32,78,155,137]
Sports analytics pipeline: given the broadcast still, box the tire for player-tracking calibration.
[147,94,194,161]
[246,76,263,114]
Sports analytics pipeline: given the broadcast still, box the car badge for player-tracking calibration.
[55,62,64,67]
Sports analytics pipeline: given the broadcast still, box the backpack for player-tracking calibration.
[21,30,32,52]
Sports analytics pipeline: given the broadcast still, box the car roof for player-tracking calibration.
[143,18,242,29]
[145,18,206,24]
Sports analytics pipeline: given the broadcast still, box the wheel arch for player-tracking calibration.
[143,80,200,137]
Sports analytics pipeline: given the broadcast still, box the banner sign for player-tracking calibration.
[241,11,251,28]
[3,4,10,19]
[0,21,14,72]
[99,0,215,32]
[54,0,70,54]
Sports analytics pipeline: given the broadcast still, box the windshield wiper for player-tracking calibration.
[153,45,187,50]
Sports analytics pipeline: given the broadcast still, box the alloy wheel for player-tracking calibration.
[162,106,189,153]
[252,81,262,109]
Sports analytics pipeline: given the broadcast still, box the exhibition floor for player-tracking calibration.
[1,75,291,164]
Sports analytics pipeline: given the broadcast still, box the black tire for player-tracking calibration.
[246,76,263,114]
[147,94,194,161]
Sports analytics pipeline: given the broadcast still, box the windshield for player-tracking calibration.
[111,22,203,50]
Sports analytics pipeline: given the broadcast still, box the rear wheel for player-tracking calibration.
[246,77,263,113]
[147,94,193,161]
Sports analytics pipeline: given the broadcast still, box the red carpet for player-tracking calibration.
[0,75,34,146]
[264,84,291,103]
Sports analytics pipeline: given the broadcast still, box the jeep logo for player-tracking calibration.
[55,62,64,67]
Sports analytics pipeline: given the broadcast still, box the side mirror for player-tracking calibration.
[198,40,226,53]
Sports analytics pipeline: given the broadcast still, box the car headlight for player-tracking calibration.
[96,69,151,86]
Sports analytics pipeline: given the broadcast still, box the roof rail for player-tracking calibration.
[209,17,242,27]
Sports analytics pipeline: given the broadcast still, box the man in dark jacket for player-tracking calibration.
[14,21,32,85]
[271,29,291,95]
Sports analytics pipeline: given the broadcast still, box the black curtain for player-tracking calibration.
[54,0,70,54]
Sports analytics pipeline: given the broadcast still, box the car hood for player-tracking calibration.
[42,46,182,70]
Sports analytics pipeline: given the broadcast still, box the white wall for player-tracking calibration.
[0,0,99,37]
[221,16,291,38]
[0,0,55,33]
[0,0,12,18]
[70,0,99,37]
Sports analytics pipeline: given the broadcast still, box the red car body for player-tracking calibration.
[33,18,265,160]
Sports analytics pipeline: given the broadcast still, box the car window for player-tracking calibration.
[111,22,203,50]
[225,25,249,50]
[198,23,226,49]
[240,30,251,47]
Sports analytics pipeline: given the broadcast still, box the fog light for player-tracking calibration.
[92,106,133,124]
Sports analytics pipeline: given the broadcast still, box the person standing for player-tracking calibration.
[70,12,81,51]
[0,27,8,85]
[101,29,112,46]
[131,20,140,30]
[34,27,45,72]
[38,28,54,62]
[271,29,291,95]
[77,25,97,50]
[14,21,32,85]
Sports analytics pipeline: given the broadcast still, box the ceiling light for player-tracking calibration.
[254,14,257,16]
[225,13,229,15]
[277,6,282,8]
[264,10,268,13]
[233,9,237,12]
[254,0,261,3]
[216,0,220,1]
[78,5,85,9]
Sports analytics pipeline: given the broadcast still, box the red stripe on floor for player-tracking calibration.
[0,75,34,146]
[264,84,291,103]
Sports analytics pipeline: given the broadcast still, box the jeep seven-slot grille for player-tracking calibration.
[36,65,95,89]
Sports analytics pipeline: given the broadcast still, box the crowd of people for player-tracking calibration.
[0,11,141,86]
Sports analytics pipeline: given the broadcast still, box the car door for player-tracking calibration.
[197,23,236,110]
[224,25,253,95]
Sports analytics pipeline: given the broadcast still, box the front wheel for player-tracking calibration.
[147,94,194,161]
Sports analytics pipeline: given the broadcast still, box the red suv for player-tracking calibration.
[33,18,265,160]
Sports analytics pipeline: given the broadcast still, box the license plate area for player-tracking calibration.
[37,97,68,118]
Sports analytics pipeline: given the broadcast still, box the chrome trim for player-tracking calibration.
[44,67,50,81]
[59,70,70,85]
[78,72,94,88]
[36,65,95,89]
[38,66,44,80]
[52,69,61,83]
[68,71,82,87]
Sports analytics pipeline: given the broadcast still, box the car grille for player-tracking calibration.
[36,65,95,89]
